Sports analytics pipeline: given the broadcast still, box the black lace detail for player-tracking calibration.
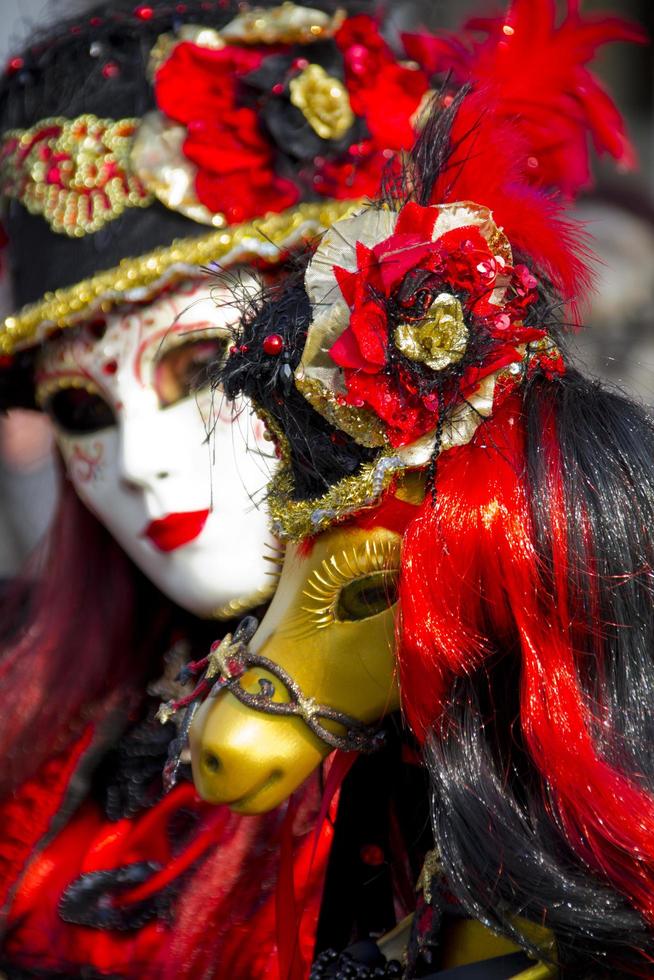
[58,860,169,931]
[92,709,182,821]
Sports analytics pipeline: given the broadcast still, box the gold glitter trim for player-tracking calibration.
[267,452,402,542]
[295,374,387,448]
[289,64,354,141]
[0,115,152,238]
[0,199,360,355]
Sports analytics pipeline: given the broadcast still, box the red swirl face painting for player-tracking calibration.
[37,278,277,617]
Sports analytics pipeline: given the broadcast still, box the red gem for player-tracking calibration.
[263,334,283,355]
[0,354,14,369]
[7,56,24,75]
[89,16,103,26]
[272,83,284,96]
[229,345,238,355]
[102,61,120,79]
[102,359,118,376]
[134,5,154,20]
[239,344,249,354]
[176,2,188,10]
[360,844,385,866]
[292,57,309,70]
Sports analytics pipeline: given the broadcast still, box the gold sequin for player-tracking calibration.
[295,375,387,448]
[0,199,361,355]
[0,115,152,238]
[394,292,468,371]
[289,64,354,141]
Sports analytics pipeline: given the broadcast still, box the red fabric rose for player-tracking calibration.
[152,20,429,221]
[328,203,544,448]
[155,41,298,222]
[316,17,430,201]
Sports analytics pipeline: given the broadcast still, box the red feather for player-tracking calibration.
[403,0,644,196]
[402,0,645,309]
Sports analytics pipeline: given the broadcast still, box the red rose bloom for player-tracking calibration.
[328,202,545,447]
[152,18,429,223]
[155,41,298,222]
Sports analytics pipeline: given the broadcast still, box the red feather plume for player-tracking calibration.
[403,0,645,309]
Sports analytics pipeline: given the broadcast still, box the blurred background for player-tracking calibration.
[0,0,652,576]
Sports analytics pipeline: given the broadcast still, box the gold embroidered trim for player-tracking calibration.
[0,115,152,238]
[0,199,360,355]
[266,452,403,542]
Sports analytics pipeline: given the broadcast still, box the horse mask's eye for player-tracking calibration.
[336,569,399,621]
[302,537,401,628]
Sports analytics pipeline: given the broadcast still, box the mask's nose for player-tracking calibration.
[189,690,327,814]
[117,409,174,491]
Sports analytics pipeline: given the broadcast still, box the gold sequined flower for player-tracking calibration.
[394,293,468,371]
[289,64,354,141]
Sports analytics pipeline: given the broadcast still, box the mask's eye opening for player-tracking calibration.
[45,387,116,434]
[154,337,229,409]
[336,568,399,622]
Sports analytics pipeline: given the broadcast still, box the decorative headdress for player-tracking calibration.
[218,0,641,541]
[0,0,432,404]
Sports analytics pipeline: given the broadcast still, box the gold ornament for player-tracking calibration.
[394,292,468,371]
[0,115,152,238]
[289,64,354,141]
[220,3,346,45]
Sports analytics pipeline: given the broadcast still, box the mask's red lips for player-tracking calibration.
[143,510,210,552]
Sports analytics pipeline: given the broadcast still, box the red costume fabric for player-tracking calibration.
[0,724,336,978]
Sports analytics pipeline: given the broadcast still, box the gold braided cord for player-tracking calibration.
[0,199,360,355]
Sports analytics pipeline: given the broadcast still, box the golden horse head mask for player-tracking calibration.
[189,488,421,814]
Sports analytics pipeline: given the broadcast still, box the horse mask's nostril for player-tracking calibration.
[203,750,221,774]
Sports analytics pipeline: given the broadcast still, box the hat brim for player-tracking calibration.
[0,199,358,356]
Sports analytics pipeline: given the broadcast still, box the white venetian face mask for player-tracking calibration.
[36,278,278,618]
